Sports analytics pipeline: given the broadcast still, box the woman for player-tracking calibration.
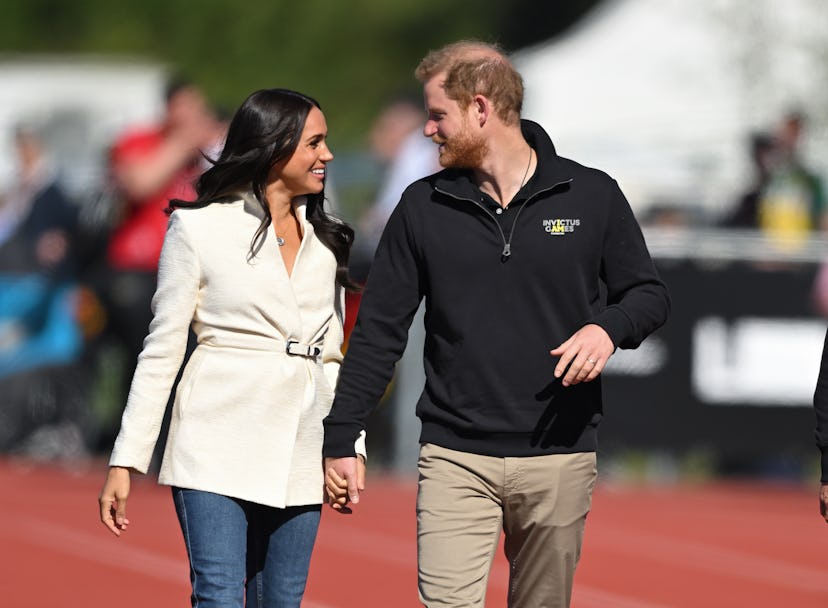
[98,88,365,607]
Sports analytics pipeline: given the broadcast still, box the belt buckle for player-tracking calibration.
[286,340,320,358]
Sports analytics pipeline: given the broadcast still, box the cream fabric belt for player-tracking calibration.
[202,336,322,358]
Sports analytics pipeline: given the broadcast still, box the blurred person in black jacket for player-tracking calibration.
[0,121,90,459]
[0,123,78,276]
[721,131,775,228]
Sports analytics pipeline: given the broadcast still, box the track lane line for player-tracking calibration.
[594,527,828,593]
[0,517,339,607]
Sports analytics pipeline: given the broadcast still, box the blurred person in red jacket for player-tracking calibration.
[100,77,225,447]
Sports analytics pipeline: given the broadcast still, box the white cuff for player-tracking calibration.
[354,429,367,461]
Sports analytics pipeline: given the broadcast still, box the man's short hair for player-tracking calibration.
[415,40,523,126]
[164,74,195,104]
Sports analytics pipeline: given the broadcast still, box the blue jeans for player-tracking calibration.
[172,487,321,608]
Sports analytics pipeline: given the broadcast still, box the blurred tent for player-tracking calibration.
[0,56,167,198]
[513,0,828,223]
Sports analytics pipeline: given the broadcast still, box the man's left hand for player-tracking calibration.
[324,456,365,514]
[551,324,614,387]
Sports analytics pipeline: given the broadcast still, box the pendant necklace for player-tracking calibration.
[275,209,296,246]
[519,147,533,190]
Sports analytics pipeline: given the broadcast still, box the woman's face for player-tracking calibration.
[270,106,333,197]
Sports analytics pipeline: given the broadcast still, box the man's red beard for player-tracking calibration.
[434,122,488,169]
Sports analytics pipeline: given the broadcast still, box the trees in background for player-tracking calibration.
[0,0,598,147]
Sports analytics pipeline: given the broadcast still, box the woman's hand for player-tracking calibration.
[99,466,132,536]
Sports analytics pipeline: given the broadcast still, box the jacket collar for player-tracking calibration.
[237,190,309,224]
[432,119,573,200]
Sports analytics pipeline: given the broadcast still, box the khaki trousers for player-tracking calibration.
[416,443,597,608]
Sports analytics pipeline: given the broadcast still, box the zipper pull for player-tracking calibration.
[501,243,511,260]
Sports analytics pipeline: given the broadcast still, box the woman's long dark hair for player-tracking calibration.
[169,88,359,291]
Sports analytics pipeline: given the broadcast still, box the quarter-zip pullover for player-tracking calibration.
[323,120,670,458]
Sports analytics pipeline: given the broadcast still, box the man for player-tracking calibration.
[323,41,670,607]
[757,110,827,240]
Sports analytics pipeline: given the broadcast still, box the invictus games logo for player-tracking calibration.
[543,218,580,235]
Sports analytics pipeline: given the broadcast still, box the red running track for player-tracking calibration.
[0,458,825,607]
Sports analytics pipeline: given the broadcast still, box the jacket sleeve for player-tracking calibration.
[589,180,670,349]
[323,195,423,457]
[815,328,828,483]
[319,284,368,459]
[109,212,200,472]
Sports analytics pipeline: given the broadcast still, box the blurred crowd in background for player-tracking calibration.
[1,0,828,477]
[1,69,825,472]
[0,75,440,466]
[0,79,220,461]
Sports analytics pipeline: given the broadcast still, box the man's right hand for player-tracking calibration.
[820,483,828,523]
[324,456,365,513]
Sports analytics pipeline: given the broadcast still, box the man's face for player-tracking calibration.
[166,86,209,131]
[423,75,487,169]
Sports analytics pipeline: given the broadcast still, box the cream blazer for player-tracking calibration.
[109,192,364,508]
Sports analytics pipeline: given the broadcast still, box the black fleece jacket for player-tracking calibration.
[323,120,670,458]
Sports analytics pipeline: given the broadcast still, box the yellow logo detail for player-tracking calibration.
[542,218,580,236]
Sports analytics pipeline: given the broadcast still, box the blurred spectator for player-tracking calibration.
[721,131,775,228]
[355,94,439,270]
[757,110,826,239]
[349,95,439,467]
[96,77,224,449]
[0,124,78,276]
[0,121,89,459]
[641,203,695,228]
